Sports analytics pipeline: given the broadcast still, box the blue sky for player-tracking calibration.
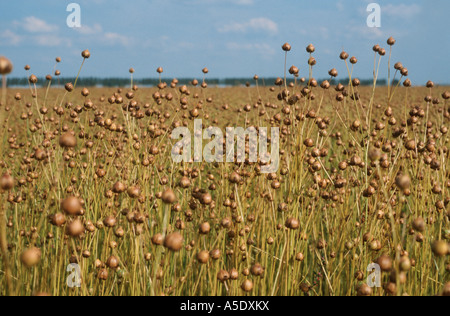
[0,0,449,84]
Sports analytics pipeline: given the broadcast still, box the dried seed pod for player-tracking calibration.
[66,219,84,237]
[65,82,74,92]
[164,232,184,252]
[112,182,126,194]
[340,51,349,60]
[199,222,211,235]
[282,43,291,52]
[50,213,66,227]
[162,188,176,204]
[412,217,426,232]
[0,56,13,75]
[357,284,373,297]
[59,132,77,148]
[241,279,254,292]
[217,270,230,282]
[152,233,164,246]
[81,49,91,59]
[0,173,14,190]
[377,255,393,272]
[197,251,210,264]
[387,37,396,46]
[20,248,41,268]
[432,241,448,257]
[106,256,120,269]
[61,196,82,216]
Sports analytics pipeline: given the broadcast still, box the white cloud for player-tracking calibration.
[226,42,276,56]
[19,16,59,33]
[77,23,103,35]
[219,17,278,34]
[193,0,255,5]
[232,0,254,5]
[0,30,23,45]
[383,4,421,18]
[33,35,71,47]
[103,32,131,46]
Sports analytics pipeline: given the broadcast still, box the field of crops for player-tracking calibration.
[0,41,449,296]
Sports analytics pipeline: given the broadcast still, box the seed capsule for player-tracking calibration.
[0,56,13,75]
[20,248,41,268]
[0,173,14,190]
[282,43,291,52]
[164,232,184,252]
[59,132,77,148]
[241,279,254,292]
[81,50,91,59]
[162,188,176,204]
[61,196,82,216]
[66,219,84,237]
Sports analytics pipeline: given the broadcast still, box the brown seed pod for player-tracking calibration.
[112,182,127,194]
[285,217,300,230]
[229,172,241,184]
[395,174,411,190]
[328,68,338,77]
[103,216,117,228]
[61,196,82,216]
[20,248,41,268]
[387,37,396,46]
[412,217,426,232]
[443,282,450,296]
[162,188,177,204]
[106,256,120,269]
[340,51,349,60]
[50,213,66,227]
[432,241,448,257]
[357,284,373,297]
[66,219,84,237]
[81,49,91,59]
[295,253,304,262]
[199,222,211,235]
[164,232,184,252]
[377,255,393,272]
[197,250,210,264]
[65,82,74,92]
[98,269,108,280]
[241,279,254,292]
[59,132,77,148]
[217,270,230,282]
[0,173,14,191]
[0,56,13,75]
[282,43,291,52]
[306,44,315,53]
[442,91,450,100]
[250,263,264,276]
[28,74,38,84]
[151,233,164,246]
[179,177,191,189]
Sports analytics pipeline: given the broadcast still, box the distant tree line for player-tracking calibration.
[6,77,388,88]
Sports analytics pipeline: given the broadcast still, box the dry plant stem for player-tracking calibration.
[1,75,6,106]
[0,200,13,295]
[73,58,86,89]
